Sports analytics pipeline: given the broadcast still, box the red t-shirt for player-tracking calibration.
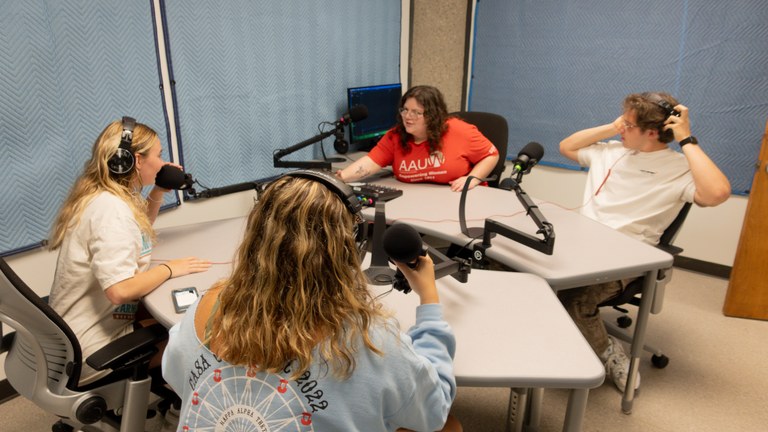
[367,118,498,184]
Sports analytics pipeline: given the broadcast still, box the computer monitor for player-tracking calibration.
[347,83,402,151]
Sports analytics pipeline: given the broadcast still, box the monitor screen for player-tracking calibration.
[347,83,402,151]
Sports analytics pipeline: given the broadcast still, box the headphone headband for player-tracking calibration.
[283,169,362,216]
[120,116,136,149]
[643,93,680,119]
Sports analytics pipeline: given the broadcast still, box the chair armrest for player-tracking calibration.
[86,323,168,371]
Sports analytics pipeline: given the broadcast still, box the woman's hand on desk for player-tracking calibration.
[165,257,213,278]
[395,255,439,305]
[449,176,480,192]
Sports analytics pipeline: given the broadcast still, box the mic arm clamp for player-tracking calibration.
[473,177,555,263]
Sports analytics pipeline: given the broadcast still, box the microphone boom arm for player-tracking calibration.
[392,243,471,294]
[474,178,555,259]
[273,129,336,170]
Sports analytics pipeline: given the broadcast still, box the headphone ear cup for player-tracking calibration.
[109,116,137,175]
[108,147,135,175]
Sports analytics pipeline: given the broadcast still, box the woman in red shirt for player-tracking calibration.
[336,85,499,191]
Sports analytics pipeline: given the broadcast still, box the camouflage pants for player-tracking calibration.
[557,280,629,358]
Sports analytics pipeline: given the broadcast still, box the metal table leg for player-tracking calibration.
[621,269,658,414]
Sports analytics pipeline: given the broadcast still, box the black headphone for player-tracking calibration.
[283,169,362,216]
[642,93,680,141]
[107,116,137,175]
[642,93,680,118]
[654,99,680,120]
[281,169,365,244]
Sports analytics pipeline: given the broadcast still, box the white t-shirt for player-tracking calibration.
[49,191,152,383]
[578,140,695,245]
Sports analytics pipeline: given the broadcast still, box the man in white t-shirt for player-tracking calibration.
[558,92,730,392]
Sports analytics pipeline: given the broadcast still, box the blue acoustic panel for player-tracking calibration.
[161,0,400,189]
[0,0,170,255]
[470,0,768,195]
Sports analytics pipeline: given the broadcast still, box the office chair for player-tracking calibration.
[598,202,693,369]
[0,257,170,432]
[450,111,508,188]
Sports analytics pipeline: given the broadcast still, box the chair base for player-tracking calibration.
[604,319,669,369]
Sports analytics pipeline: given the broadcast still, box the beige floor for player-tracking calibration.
[3,269,767,431]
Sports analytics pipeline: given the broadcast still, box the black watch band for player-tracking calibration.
[679,136,698,147]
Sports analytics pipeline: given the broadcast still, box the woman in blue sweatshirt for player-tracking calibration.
[162,171,461,431]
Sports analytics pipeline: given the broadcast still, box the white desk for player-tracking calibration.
[357,178,672,412]
[144,216,604,432]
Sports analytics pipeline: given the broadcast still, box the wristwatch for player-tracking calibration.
[679,136,698,147]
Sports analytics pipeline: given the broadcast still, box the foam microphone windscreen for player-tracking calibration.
[382,223,423,264]
[155,165,190,190]
[349,104,369,122]
[519,141,544,162]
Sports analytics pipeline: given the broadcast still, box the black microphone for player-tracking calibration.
[500,141,544,190]
[337,104,368,126]
[155,165,194,190]
[333,106,366,155]
[383,223,427,269]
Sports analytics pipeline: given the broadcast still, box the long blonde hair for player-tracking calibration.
[49,120,159,250]
[209,175,387,379]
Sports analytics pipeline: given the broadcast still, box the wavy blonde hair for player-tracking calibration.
[49,120,159,250]
[208,175,388,380]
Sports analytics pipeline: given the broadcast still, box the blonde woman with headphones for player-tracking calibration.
[49,118,211,384]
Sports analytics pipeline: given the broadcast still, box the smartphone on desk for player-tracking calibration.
[172,287,199,314]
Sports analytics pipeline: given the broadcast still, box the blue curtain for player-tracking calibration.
[0,0,168,254]
[470,0,768,195]
[161,0,401,188]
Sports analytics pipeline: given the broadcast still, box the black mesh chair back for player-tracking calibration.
[450,111,508,188]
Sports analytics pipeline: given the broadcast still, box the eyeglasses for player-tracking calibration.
[399,108,424,118]
[622,120,638,130]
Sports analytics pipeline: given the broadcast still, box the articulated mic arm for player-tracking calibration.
[273,129,336,170]
[473,177,555,262]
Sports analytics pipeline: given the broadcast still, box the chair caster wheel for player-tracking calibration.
[617,315,633,328]
[652,354,669,368]
[52,420,74,432]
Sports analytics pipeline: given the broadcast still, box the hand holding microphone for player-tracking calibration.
[395,254,438,304]
[383,223,427,268]
[383,223,439,303]
[155,165,195,190]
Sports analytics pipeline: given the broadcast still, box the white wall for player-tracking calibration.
[510,164,746,268]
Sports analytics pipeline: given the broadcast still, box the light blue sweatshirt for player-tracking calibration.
[162,299,456,431]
